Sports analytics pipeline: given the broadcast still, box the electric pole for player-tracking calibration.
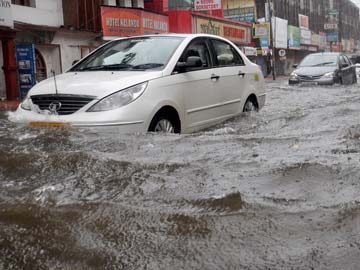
[267,0,276,80]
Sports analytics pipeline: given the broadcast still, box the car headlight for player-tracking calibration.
[290,72,298,80]
[88,82,148,112]
[20,95,32,111]
[323,72,334,78]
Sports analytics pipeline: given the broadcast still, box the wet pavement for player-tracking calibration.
[1,79,360,269]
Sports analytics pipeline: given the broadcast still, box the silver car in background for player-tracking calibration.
[289,52,357,85]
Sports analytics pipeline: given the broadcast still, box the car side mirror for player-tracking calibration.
[72,60,79,66]
[341,63,349,68]
[292,64,298,68]
[176,56,203,72]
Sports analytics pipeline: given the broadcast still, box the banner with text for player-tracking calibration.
[101,7,168,39]
[0,0,13,28]
[272,17,288,49]
[195,16,251,44]
[288,25,301,49]
[15,44,36,99]
[194,0,222,11]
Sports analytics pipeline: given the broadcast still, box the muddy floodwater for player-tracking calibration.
[1,80,360,269]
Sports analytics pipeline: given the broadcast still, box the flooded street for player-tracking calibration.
[1,79,360,269]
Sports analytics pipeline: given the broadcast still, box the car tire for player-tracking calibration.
[148,113,178,133]
[243,97,258,112]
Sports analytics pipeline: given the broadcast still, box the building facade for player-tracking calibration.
[254,0,360,75]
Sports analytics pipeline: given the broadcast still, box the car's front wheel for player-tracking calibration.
[148,108,181,133]
[152,118,175,133]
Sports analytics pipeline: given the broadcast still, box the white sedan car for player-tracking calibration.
[11,34,265,133]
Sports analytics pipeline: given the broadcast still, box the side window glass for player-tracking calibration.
[344,55,352,65]
[180,39,211,70]
[340,56,347,66]
[211,39,244,67]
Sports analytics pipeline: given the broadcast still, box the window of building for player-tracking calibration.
[35,49,47,82]
[11,0,36,7]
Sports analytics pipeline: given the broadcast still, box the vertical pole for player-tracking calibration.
[267,0,276,80]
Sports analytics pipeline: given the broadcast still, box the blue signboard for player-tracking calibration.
[15,44,36,98]
[260,37,269,47]
[326,32,338,43]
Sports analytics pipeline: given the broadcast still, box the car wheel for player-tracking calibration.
[153,118,175,133]
[243,97,258,112]
[148,111,180,133]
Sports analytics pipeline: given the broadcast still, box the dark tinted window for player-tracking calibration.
[179,39,211,70]
[211,39,244,67]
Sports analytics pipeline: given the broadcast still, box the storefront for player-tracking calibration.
[0,0,18,100]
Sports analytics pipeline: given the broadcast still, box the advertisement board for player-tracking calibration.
[272,17,288,49]
[288,25,301,49]
[253,23,270,39]
[194,0,222,11]
[15,45,36,99]
[299,14,309,29]
[319,32,327,49]
[101,7,168,39]
[195,16,251,44]
[301,29,311,45]
[326,32,338,43]
[311,33,320,47]
[0,0,13,28]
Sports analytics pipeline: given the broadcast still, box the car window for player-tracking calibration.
[340,56,348,66]
[179,38,211,70]
[343,55,352,65]
[211,39,244,67]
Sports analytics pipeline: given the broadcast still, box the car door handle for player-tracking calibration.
[238,71,245,77]
[211,74,220,80]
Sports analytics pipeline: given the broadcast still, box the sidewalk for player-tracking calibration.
[0,100,20,111]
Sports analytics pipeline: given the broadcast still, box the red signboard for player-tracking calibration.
[101,6,169,38]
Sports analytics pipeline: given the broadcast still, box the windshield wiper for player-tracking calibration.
[131,63,164,70]
[310,62,335,67]
[79,63,133,71]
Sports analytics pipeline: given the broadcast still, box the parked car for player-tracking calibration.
[11,34,265,134]
[289,52,357,85]
[355,63,360,78]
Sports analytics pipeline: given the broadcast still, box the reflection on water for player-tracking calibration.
[1,81,360,269]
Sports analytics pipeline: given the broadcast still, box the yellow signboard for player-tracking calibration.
[195,16,251,44]
[253,23,270,38]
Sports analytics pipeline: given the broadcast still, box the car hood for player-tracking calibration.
[294,66,337,76]
[28,71,164,98]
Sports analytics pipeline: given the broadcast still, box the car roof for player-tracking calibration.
[111,33,231,41]
[308,52,341,56]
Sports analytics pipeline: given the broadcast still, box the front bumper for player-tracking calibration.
[289,77,335,85]
[9,105,147,134]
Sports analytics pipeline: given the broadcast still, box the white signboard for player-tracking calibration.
[301,29,311,45]
[272,17,288,49]
[194,0,221,11]
[0,0,13,28]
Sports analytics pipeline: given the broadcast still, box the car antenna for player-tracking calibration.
[51,69,58,95]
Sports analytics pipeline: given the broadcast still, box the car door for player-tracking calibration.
[170,37,224,131]
[339,55,353,84]
[209,38,248,116]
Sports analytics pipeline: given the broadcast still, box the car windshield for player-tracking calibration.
[299,54,338,67]
[71,36,184,72]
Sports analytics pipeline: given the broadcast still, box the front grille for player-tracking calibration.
[31,94,95,115]
[298,75,322,80]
